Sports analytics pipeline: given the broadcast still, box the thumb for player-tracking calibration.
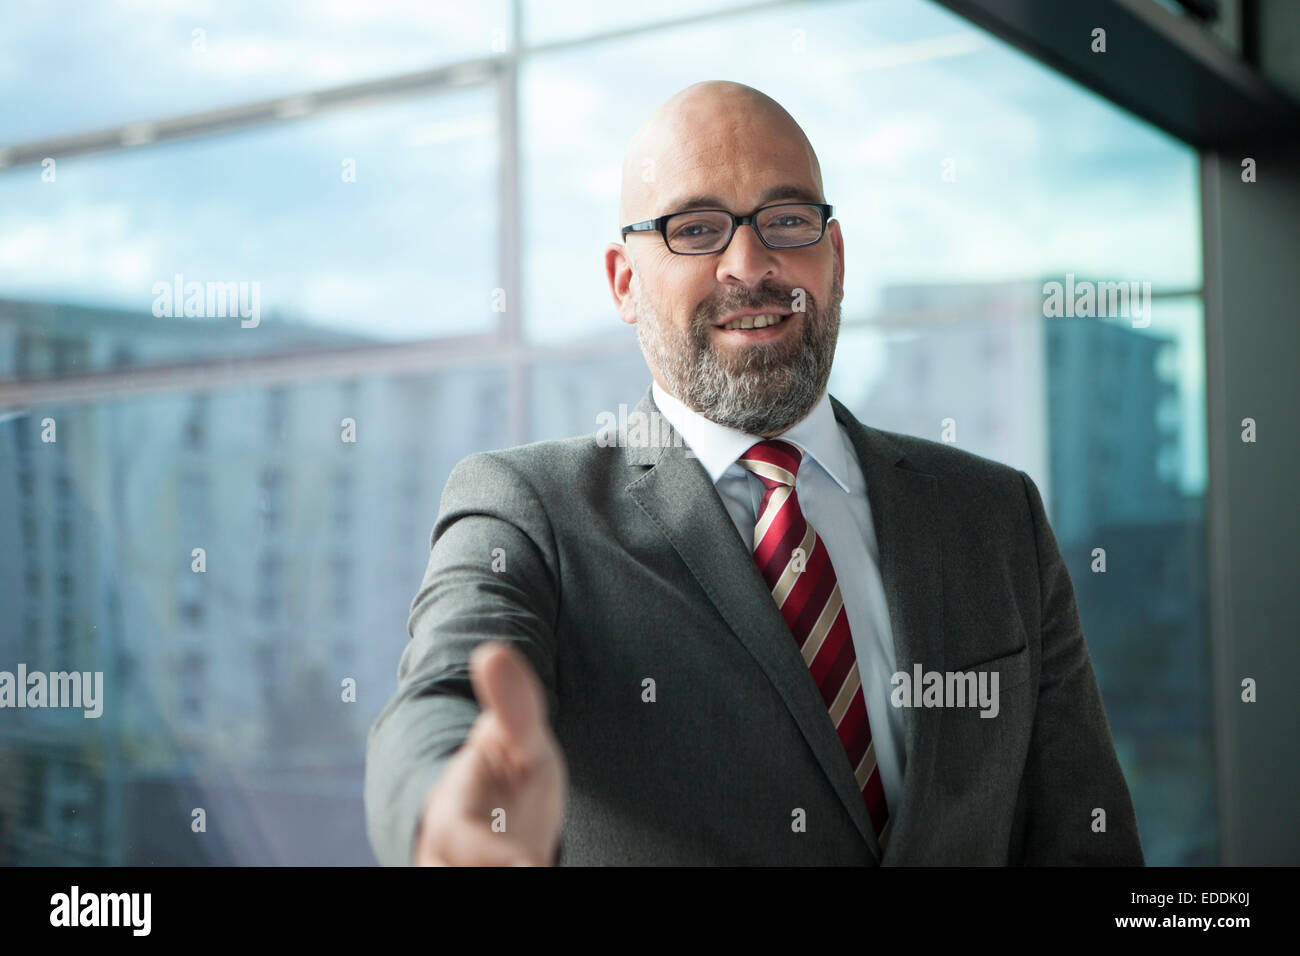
[470,642,547,746]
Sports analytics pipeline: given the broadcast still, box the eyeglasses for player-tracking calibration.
[620,202,833,255]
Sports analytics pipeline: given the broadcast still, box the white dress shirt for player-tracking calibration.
[651,380,904,821]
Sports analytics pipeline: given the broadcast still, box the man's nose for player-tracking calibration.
[714,222,780,287]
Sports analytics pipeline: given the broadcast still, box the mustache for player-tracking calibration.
[696,290,812,324]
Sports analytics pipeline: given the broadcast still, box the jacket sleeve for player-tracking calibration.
[363,451,563,866]
[1011,470,1145,865]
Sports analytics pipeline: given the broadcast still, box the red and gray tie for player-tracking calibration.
[737,439,890,845]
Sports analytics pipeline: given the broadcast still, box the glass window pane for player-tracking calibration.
[0,0,1218,867]
[523,0,757,45]
[522,0,1200,346]
[526,348,650,441]
[521,0,1212,864]
[1,0,511,143]
[0,365,510,863]
[0,85,498,380]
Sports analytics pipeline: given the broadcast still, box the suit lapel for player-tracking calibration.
[830,396,944,864]
[625,388,947,863]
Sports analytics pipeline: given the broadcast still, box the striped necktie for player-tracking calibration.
[737,439,890,845]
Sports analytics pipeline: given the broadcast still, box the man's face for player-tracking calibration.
[610,111,844,437]
[631,236,842,436]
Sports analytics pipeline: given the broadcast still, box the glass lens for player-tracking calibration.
[756,203,823,246]
[664,210,734,252]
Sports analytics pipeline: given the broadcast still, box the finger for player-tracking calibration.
[470,642,546,748]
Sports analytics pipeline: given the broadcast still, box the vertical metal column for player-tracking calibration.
[1199,151,1237,866]
[500,0,527,446]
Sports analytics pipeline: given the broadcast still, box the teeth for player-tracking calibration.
[721,313,786,331]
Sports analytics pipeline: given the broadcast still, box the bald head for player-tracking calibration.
[618,81,824,233]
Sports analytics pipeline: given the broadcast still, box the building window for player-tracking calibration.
[256,552,284,621]
[179,652,206,719]
[183,396,208,450]
[24,617,42,657]
[330,553,353,618]
[331,470,353,532]
[255,641,283,697]
[266,388,288,443]
[56,617,75,669]
[259,467,284,535]
[179,600,203,626]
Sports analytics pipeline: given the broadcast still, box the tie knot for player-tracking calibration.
[737,439,803,488]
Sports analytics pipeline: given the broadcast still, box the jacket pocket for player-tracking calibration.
[949,643,1032,692]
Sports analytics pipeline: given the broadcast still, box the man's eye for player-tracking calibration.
[675,222,716,237]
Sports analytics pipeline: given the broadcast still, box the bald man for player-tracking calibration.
[364,81,1144,867]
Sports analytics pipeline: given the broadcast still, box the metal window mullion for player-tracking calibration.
[502,0,527,446]
[1198,150,1237,867]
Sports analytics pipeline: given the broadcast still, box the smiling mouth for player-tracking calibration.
[716,312,793,331]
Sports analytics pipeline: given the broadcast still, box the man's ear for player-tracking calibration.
[828,219,845,291]
[605,242,637,326]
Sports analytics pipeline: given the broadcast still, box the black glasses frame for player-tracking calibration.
[620,202,834,255]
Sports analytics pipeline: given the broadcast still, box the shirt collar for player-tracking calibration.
[651,380,851,493]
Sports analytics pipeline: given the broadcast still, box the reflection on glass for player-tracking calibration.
[0,88,498,381]
[0,368,509,864]
[1,1,511,143]
[0,0,1214,866]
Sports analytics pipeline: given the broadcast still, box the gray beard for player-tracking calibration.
[634,269,842,436]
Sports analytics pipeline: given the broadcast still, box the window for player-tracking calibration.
[330,554,353,619]
[183,396,208,450]
[331,471,354,532]
[178,652,206,720]
[0,0,1213,866]
[57,617,76,670]
[256,551,284,621]
[266,391,287,444]
[0,89,500,379]
[258,466,284,535]
[255,642,283,697]
[520,0,1210,865]
[1,1,511,143]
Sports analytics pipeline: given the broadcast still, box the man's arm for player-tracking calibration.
[364,451,563,867]
[1011,470,1145,865]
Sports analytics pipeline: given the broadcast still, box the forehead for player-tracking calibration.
[643,108,821,213]
[660,183,823,215]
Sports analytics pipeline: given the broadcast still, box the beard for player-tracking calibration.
[633,253,842,436]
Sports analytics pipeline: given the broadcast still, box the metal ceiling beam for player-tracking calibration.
[934,0,1300,149]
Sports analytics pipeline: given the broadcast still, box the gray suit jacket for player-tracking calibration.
[365,386,1144,866]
